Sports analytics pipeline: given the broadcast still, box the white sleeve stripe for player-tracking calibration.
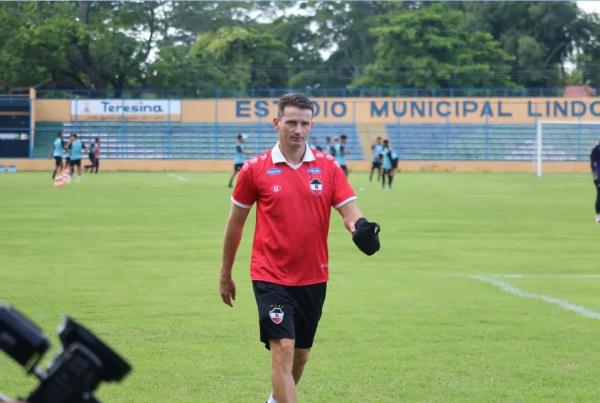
[334,196,357,209]
[231,197,252,209]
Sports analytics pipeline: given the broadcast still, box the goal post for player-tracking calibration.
[535,120,600,177]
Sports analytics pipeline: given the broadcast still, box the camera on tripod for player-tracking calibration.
[0,303,131,403]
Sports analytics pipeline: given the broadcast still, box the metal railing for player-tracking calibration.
[35,87,567,99]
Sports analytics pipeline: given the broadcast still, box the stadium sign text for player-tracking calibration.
[234,98,600,121]
[71,99,181,121]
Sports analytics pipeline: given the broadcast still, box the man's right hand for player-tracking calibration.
[220,275,236,307]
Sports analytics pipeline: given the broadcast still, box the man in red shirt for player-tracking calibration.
[219,93,380,403]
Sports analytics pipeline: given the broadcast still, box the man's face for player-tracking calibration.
[274,106,313,148]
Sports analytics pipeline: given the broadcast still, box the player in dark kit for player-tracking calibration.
[219,93,380,403]
[590,142,600,223]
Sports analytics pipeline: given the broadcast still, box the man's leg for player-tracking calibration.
[228,166,240,187]
[270,338,296,403]
[595,179,600,221]
[292,348,310,384]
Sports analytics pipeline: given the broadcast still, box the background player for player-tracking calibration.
[334,134,349,177]
[84,137,100,174]
[381,139,398,190]
[48,131,64,180]
[369,136,384,183]
[227,133,254,188]
[67,133,86,183]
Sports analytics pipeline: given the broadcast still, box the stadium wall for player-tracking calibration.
[26,96,600,172]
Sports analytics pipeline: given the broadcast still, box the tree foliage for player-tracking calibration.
[1,1,599,93]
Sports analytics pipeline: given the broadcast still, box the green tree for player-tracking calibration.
[354,4,514,88]
[453,1,585,86]
[0,1,163,92]
[183,26,290,91]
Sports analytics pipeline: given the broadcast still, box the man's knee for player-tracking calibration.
[270,339,295,363]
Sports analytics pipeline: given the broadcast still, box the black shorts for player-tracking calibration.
[252,281,326,350]
[69,159,81,167]
[340,165,348,174]
[234,163,243,172]
[54,157,62,167]
[392,159,399,169]
[371,161,382,169]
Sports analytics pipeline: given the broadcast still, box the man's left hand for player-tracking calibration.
[352,217,381,256]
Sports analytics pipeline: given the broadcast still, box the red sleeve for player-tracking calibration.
[231,162,258,208]
[331,161,356,208]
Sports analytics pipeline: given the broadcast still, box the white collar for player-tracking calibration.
[271,142,315,169]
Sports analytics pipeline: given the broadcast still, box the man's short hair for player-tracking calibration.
[56,132,62,137]
[340,135,347,140]
[278,93,314,117]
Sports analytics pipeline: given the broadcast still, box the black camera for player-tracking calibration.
[0,303,131,403]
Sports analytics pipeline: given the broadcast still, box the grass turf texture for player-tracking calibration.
[1,171,599,402]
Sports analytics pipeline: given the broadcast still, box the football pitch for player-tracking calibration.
[1,171,600,402]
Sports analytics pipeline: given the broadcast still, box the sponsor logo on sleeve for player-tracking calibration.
[306,167,321,174]
[271,184,282,192]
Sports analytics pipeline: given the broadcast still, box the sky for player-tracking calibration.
[578,1,600,14]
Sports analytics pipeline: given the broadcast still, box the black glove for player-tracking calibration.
[352,217,380,256]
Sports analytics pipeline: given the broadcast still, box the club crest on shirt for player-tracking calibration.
[269,305,284,324]
[309,178,323,195]
[271,184,282,192]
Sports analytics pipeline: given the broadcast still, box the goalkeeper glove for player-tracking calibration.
[352,217,381,256]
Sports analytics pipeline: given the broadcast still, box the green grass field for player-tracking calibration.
[1,171,600,402]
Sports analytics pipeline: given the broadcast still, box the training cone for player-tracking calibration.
[53,176,64,188]
[61,168,71,183]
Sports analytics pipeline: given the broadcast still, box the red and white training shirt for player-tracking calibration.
[232,142,357,286]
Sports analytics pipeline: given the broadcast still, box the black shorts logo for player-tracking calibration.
[269,305,284,325]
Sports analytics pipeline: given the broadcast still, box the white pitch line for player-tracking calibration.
[469,275,600,320]
[168,173,187,181]
[489,274,600,279]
